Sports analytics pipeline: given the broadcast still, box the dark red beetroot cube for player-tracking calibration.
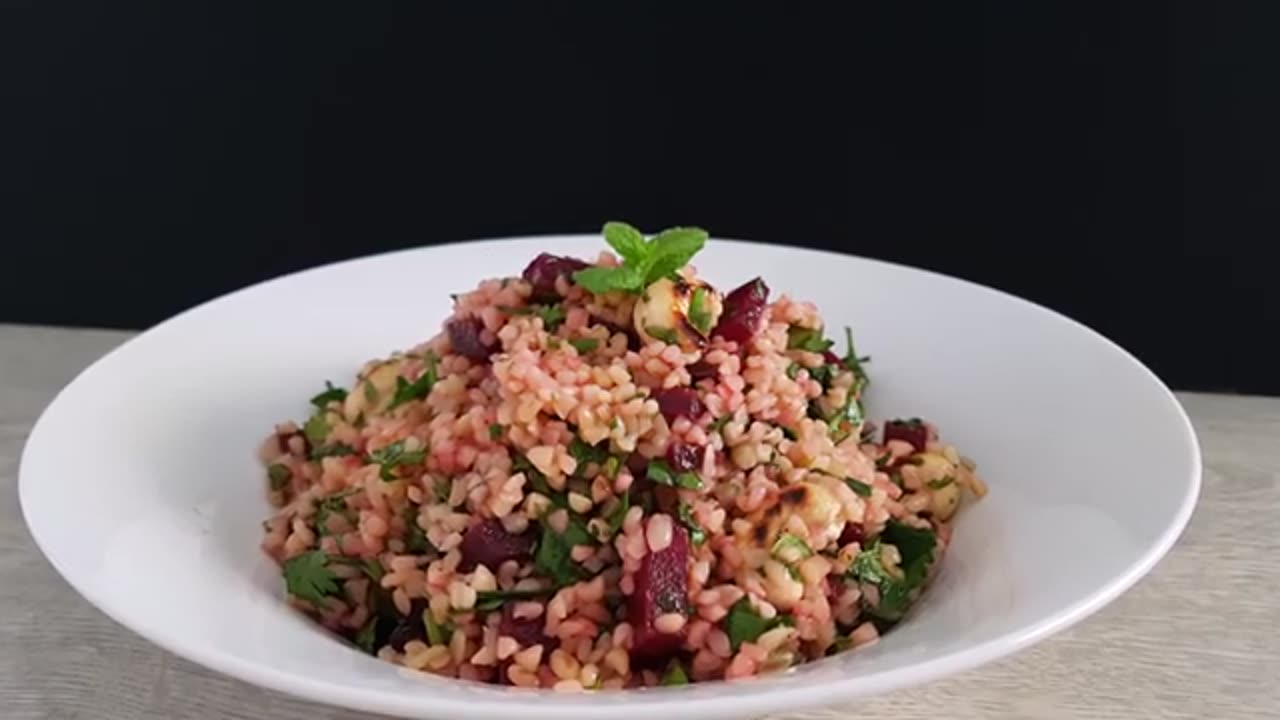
[653,387,704,423]
[628,522,690,664]
[459,519,534,572]
[883,419,929,453]
[447,317,495,362]
[713,277,770,344]
[822,350,842,366]
[522,253,589,299]
[686,359,720,382]
[498,604,549,647]
[838,521,865,546]
[665,442,702,473]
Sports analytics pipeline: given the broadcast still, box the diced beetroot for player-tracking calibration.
[822,350,842,366]
[686,359,719,382]
[459,519,534,572]
[713,278,770,344]
[666,442,701,473]
[522,253,589,299]
[838,522,865,546]
[653,387,704,423]
[628,522,690,664]
[883,419,928,453]
[447,317,495,362]
[498,604,548,647]
[625,452,650,477]
[824,574,845,600]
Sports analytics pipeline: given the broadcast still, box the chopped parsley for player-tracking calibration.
[425,611,451,646]
[310,442,356,460]
[603,455,622,480]
[785,363,801,381]
[282,551,340,605]
[645,325,679,344]
[303,413,331,447]
[786,325,833,354]
[329,555,385,582]
[677,502,707,545]
[724,597,793,651]
[309,381,348,409]
[472,587,553,613]
[709,414,733,433]
[267,463,292,491]
[313,489,358,536]
[687,287,713,335]
[488,423,504,441]
[387,352,438,410]
[659,660,690,686]
[568,437,609,474]
[605,493,631,539]
[354,616,378,654]
[840,326,871,392]
[771,533,813,561]
[534,519,595,586]
[572,222,709,295]
[513,454,555,497]
[927,477,955,490]
[848,521,938,619]
[499,303,567,331]
[568,337,599,353]
[844,478,873,497]
[368,440,426,482]
[403,505,431,553]
[646,458,702,490]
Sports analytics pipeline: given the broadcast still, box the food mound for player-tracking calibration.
[260,222,986,690]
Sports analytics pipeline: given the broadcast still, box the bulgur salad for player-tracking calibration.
[259,222,987,690]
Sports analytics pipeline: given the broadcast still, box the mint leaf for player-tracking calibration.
[688,286,712,335]
[645,326,679,344]
[369,440,426,482]
[572,264,645,294]
[724,597,790,651]
[309,381,348,409]
[603,221,647,264]
[282,551,340,605]
[534,524,584,586]
[606,492,630,539]
[644,227,708,282]
[310,443,356,460]
[787,326,834,353]
[354,616,377,654]
[303,414,331,446]
[677,502,706,545]
[659,660,690,686]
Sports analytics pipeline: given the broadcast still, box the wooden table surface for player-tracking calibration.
[2,323,1278,720]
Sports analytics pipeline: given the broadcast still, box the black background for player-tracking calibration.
[5,3,1279,394]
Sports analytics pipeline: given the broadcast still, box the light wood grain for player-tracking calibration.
[2,324,1277,720]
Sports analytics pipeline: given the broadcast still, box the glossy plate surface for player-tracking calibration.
[20,236,1200,720]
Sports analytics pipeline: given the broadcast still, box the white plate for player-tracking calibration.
[19,236,1200,720]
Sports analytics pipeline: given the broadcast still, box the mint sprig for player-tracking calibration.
[572,222,709,294]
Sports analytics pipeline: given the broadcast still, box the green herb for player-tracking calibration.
[771,533,813,560]
[534,523,588,586]
[605,492,631,539]
[513,454,554,497]
[329,555,386,582]
[568,337,599,353]
[841,326,871,392]
[687,287,712,335]
[709,414,733,433]
[473,587,553,613]
[313,489,358,536]
[499,303,566,331]
[489,423,504,441]
[309,381,348,409]
[724,597,792,651]
[927,477,955,490]
[568,437,609,473]
[848,522,937,619]
[425,611,450,646]
[354,616,378,654]
[572,222,709,294]
[388,353,438,410]
[844,478,873,497]
[677,502,707,545]
[363,379,379,404]
[267,463,292,491]
[645,325,679,344]
[403,505,432,553]
[659,660,690,686]
[310,443,356,460]
[603,455,622,480]
[282,551,340,605]
[785,363,801,381]
[780,425,798,441]
[303,413,331,446]
[646,459,703,490]
[809,363,836,387]
[368,440,427,482]
[787,325,833,354]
